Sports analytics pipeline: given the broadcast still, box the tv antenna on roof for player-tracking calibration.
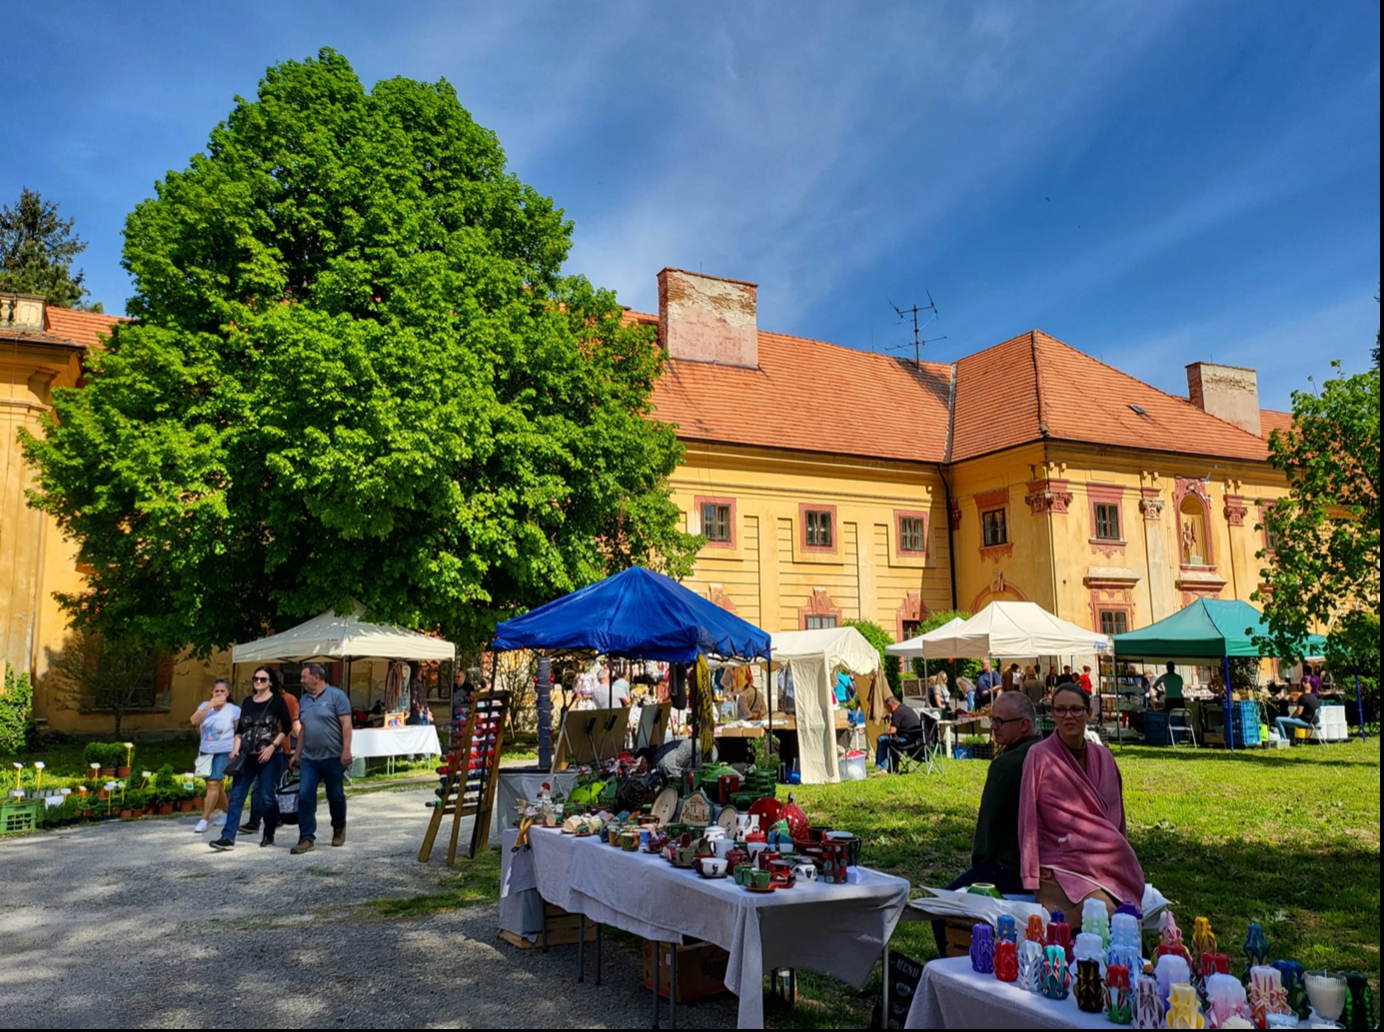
[885,290,946,368]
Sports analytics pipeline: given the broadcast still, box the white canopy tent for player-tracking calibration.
[913,601,1109,659]
[884,616,968,659]
[770,626,881,785]
[231,607,456,664]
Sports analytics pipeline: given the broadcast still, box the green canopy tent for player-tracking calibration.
[1112,599,1278,752]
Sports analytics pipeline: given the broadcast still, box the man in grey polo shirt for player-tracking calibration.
[290,662,353,854]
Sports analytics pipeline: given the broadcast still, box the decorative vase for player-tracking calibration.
[1105,963,1134,1025]
[1076,958,1104,1012]
[969,923,995,974]
[1040,945,1070,1001]
[1018,940,1044,993]
[993,940,1019,982]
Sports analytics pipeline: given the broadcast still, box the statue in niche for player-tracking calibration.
[1181,518,1200,564]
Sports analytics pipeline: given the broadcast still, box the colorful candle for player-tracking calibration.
[1205,972,1250,1028]
[1018,939,1044,993]
[1041,945,1071,1001]
[969,923,995,975]
[1076,958,1104,1012]
[993,939,1019,983]
[1024,913,1046,942]
[1134,974,1166,1030]
[1106,963,1134,1025]
[996,914,1017,943]
[1241,923,1269,969]
[1168,982,1205,1029]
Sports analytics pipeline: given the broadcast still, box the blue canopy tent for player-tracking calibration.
[1111,598,1328,750]
[491,566,773,769]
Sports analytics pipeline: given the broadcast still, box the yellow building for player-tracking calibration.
[2,273,1296,734]
[649,269,1292,642]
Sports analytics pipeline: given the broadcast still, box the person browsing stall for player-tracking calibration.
[1018,683,1145,917]
[1275,684,1320,745]
[1153,662,1184,707]
[975,659,1000,708]
[873,696,923,773]
[290,662,353,854]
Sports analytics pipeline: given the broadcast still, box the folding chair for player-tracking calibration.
[1168,707,1198,748]
[889,711,945,775]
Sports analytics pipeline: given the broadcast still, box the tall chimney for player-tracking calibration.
[1186,361,1261,437]
[657,268,758,369]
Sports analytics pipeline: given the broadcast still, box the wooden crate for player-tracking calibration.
[641,940,730,1003]
[498,903,597,950]
[941,917,975,959]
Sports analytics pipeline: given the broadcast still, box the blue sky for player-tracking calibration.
[6,1,1378,410]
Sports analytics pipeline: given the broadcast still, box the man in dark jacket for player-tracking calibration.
[933,691,1042,953]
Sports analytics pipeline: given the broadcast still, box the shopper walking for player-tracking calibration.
[190,680,239,833]
[239,677,299,836]
[290,661,353,854]
[209,667,293,851]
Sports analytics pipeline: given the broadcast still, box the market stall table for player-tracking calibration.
[501,827,910,1029]
[489,770,581,848]
[350,726,441,773]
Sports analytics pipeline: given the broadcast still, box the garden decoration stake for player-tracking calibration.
[33,761,44,791]
[1105,963,1134,1025]
[12,761,21,791]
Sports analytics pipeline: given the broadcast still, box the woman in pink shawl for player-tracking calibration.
[1019,683,1144,916]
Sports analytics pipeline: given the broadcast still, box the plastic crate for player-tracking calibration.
[0,802,41,836]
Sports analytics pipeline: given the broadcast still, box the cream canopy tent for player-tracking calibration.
[771,626,881,785]
[916,601,1109,659]
[231,606,456,664]
[884,616,968,659]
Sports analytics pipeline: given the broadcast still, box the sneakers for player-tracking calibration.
[290,839,314,855]
[212,813,227,826]
[194,818,209,833]
[209,837,235,851]
[331,828,346,848]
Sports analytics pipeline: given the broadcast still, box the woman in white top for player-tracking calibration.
[190,679,240,833]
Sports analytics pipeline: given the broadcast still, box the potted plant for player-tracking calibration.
[116,742,134,779]
[151,765,179,816]
[119,788,143,819]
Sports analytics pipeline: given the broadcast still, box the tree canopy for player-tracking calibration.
[1255,359,1380,675]
[22,49,697,655]
[0,188,100,310]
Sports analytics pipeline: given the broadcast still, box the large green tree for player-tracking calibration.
[0,188,100,310]
[22,49,697,655]
[1255,359,1380,676]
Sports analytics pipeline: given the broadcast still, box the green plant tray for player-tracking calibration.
[1,801,41,836]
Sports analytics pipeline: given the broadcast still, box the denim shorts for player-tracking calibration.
[203,751,232,781]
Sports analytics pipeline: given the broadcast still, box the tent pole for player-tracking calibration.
[1223,655,1234,753]
[766,658,776,761]
[1354,663,1367,742]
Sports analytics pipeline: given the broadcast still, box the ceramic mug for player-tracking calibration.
[750,868,772,890]
[699,857,728,878]
[734,865,753,886]
[793,862,818,882]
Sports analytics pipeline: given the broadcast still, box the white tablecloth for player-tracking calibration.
[350,726,441,759]
[906,956,1121,1029]
[503,827,910,1029]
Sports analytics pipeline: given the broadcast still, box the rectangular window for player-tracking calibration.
[1099,611,1129,636]
[899,516,926,553]
[805,509,834,548]
[701,502,731,543]
[1094,503,1122,541]
[901,619,922,640]
[805,614,838,630]
[982,508,1007,547]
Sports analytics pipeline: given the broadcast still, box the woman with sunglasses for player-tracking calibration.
[209,667,293,851]
[1017,682,1144,918]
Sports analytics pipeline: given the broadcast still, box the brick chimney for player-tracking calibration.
[1186,361,1261,437]
[657,268,758,369]
[0,292,46,331]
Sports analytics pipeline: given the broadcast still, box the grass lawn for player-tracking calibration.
[779,737,1381,1025]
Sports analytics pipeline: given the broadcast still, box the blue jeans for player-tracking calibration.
[298,756,347,842]
[1276,717,1312,742]
[875,735,902,770]
[223,752,284,842]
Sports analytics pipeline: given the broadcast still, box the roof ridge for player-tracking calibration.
[1030,330,1051,438]
[1030,329,1270,444]
[944,362,957,464]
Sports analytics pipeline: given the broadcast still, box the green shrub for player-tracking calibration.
[0,664,34,753]
[82,742,127,769]
[150,763,180,804]
[844,619,900,696]
[960,734,990,746]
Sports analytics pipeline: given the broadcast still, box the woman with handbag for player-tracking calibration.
[210,667,294,851]
[190,679,239,833]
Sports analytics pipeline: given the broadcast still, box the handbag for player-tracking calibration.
[223,752,245,777]
[194,753,213,777]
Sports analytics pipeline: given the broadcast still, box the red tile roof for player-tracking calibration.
[1259,408,1293,439]
[950,330,1272,462]
[644,312,953,463]
[44,306,129,347]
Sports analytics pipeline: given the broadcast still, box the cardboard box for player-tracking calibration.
[641,939,730,1003]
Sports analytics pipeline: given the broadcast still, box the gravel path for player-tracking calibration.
[1,787,739,1028]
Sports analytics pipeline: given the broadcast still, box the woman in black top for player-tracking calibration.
[210,667,294,851]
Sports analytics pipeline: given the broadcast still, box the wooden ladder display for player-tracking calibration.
[418,689,510,865]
